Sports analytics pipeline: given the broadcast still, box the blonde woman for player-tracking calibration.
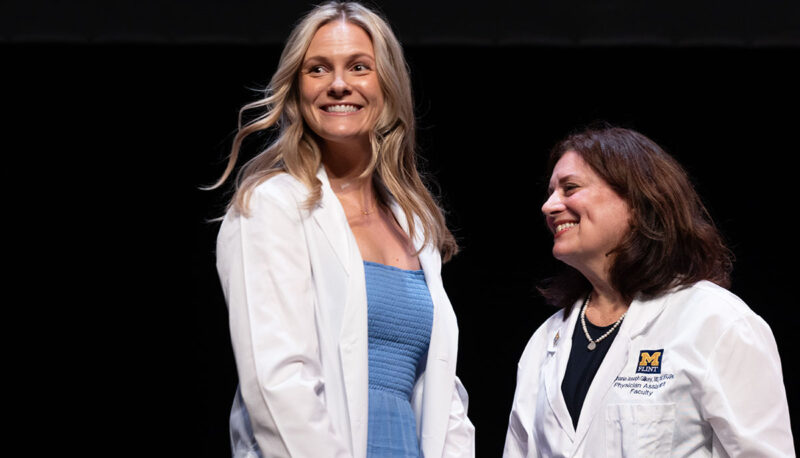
[210,2,474,457]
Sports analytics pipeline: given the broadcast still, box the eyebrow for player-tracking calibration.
[302,52,376,65]
[547,174,578,194]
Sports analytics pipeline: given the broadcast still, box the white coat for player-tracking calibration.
[216,167,475,458]
[503,281,794,457]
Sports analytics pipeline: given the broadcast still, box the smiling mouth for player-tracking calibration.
[554,222,577,236]
[322,104,362,113]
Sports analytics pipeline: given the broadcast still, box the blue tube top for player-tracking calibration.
[364,261,434,458]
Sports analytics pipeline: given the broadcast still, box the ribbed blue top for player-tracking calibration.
[364,261,434,400]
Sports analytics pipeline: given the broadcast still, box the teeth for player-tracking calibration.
[325,104,359,113]
[556,222,577,233]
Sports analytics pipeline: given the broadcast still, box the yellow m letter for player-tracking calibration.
[639,351,662,366]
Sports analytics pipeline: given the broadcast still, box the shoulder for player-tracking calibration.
[663,280,759,324]
[529,308,567,342]
[250,172,311,209]
[656,281,774,347]
[517,307,568,366]
[540,307,569,335]
[226,173,313,220]
[218,173,315,240]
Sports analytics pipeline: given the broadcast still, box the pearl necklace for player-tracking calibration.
[580,292,626,351]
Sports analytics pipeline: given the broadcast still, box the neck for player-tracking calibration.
[588,285,628,315]
[322,147,379,221]
[320,137,372,178]
[578,265,629,326]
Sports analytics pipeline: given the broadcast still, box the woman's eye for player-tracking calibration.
[308,65,326,74]
[352,63,369,72]
[563,184,579,195]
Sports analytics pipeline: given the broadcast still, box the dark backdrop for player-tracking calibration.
[6,1,799,456]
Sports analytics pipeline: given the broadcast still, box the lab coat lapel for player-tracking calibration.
[542,307,580,442]
[419,249,450,458]
[572,318,631,448]
[312,167,368,453]
[311,167,352,275]
[572,294,671,449]
[388,201,441,279]
[338,257,369,457]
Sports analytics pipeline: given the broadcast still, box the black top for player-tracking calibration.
[561,312,622,429]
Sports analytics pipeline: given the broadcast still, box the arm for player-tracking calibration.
[700,314,795,456]
[442,376,475,457]
[217,187,352,458]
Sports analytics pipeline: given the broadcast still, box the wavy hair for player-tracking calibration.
[539,125,734,313]
[207,1,457,260]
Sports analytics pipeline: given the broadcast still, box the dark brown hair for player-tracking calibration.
[539,125,733,313]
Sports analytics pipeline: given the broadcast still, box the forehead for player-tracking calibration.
[306,20,374,58]
[549,151,596,186]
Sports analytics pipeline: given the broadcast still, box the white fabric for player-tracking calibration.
[216,167,475,458]
[503,281,794,457]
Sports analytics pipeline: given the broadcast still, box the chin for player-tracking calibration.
[552,250,581,269]
[336,130,367,139]
[551,245,573,260]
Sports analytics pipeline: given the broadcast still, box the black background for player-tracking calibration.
[6,1,799,455]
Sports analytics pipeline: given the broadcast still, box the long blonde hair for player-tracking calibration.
[208,1,457,260]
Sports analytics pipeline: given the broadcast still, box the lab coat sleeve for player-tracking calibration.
[503,394,528,458]
[699,314,795,457]
[503,384,530,458]
[442,376,475,457]
[503,331,543,458]
[217,187,352,458]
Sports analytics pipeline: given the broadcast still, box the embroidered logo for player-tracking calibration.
[636,349,663,374]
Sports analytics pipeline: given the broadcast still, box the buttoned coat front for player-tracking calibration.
[216,167,474,458]
[503,281,794,457]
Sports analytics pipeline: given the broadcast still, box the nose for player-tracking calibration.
[328,71,352,97]
[541,190,564,216]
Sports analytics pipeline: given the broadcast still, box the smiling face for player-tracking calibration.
[542,151,632,276]
[298,20,384,150]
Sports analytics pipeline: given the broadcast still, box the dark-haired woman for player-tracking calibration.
[503,126,794,456]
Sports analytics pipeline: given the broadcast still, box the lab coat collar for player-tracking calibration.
[312,166,354,276]
[623,289,673,339]
[387,199,441,276]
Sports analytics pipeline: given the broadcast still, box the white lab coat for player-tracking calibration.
[503,281,794,457]
[216,167,475,458]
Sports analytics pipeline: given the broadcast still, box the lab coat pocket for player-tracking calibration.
[605,403,675,457]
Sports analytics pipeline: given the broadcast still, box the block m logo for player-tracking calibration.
[636,349,663,374]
